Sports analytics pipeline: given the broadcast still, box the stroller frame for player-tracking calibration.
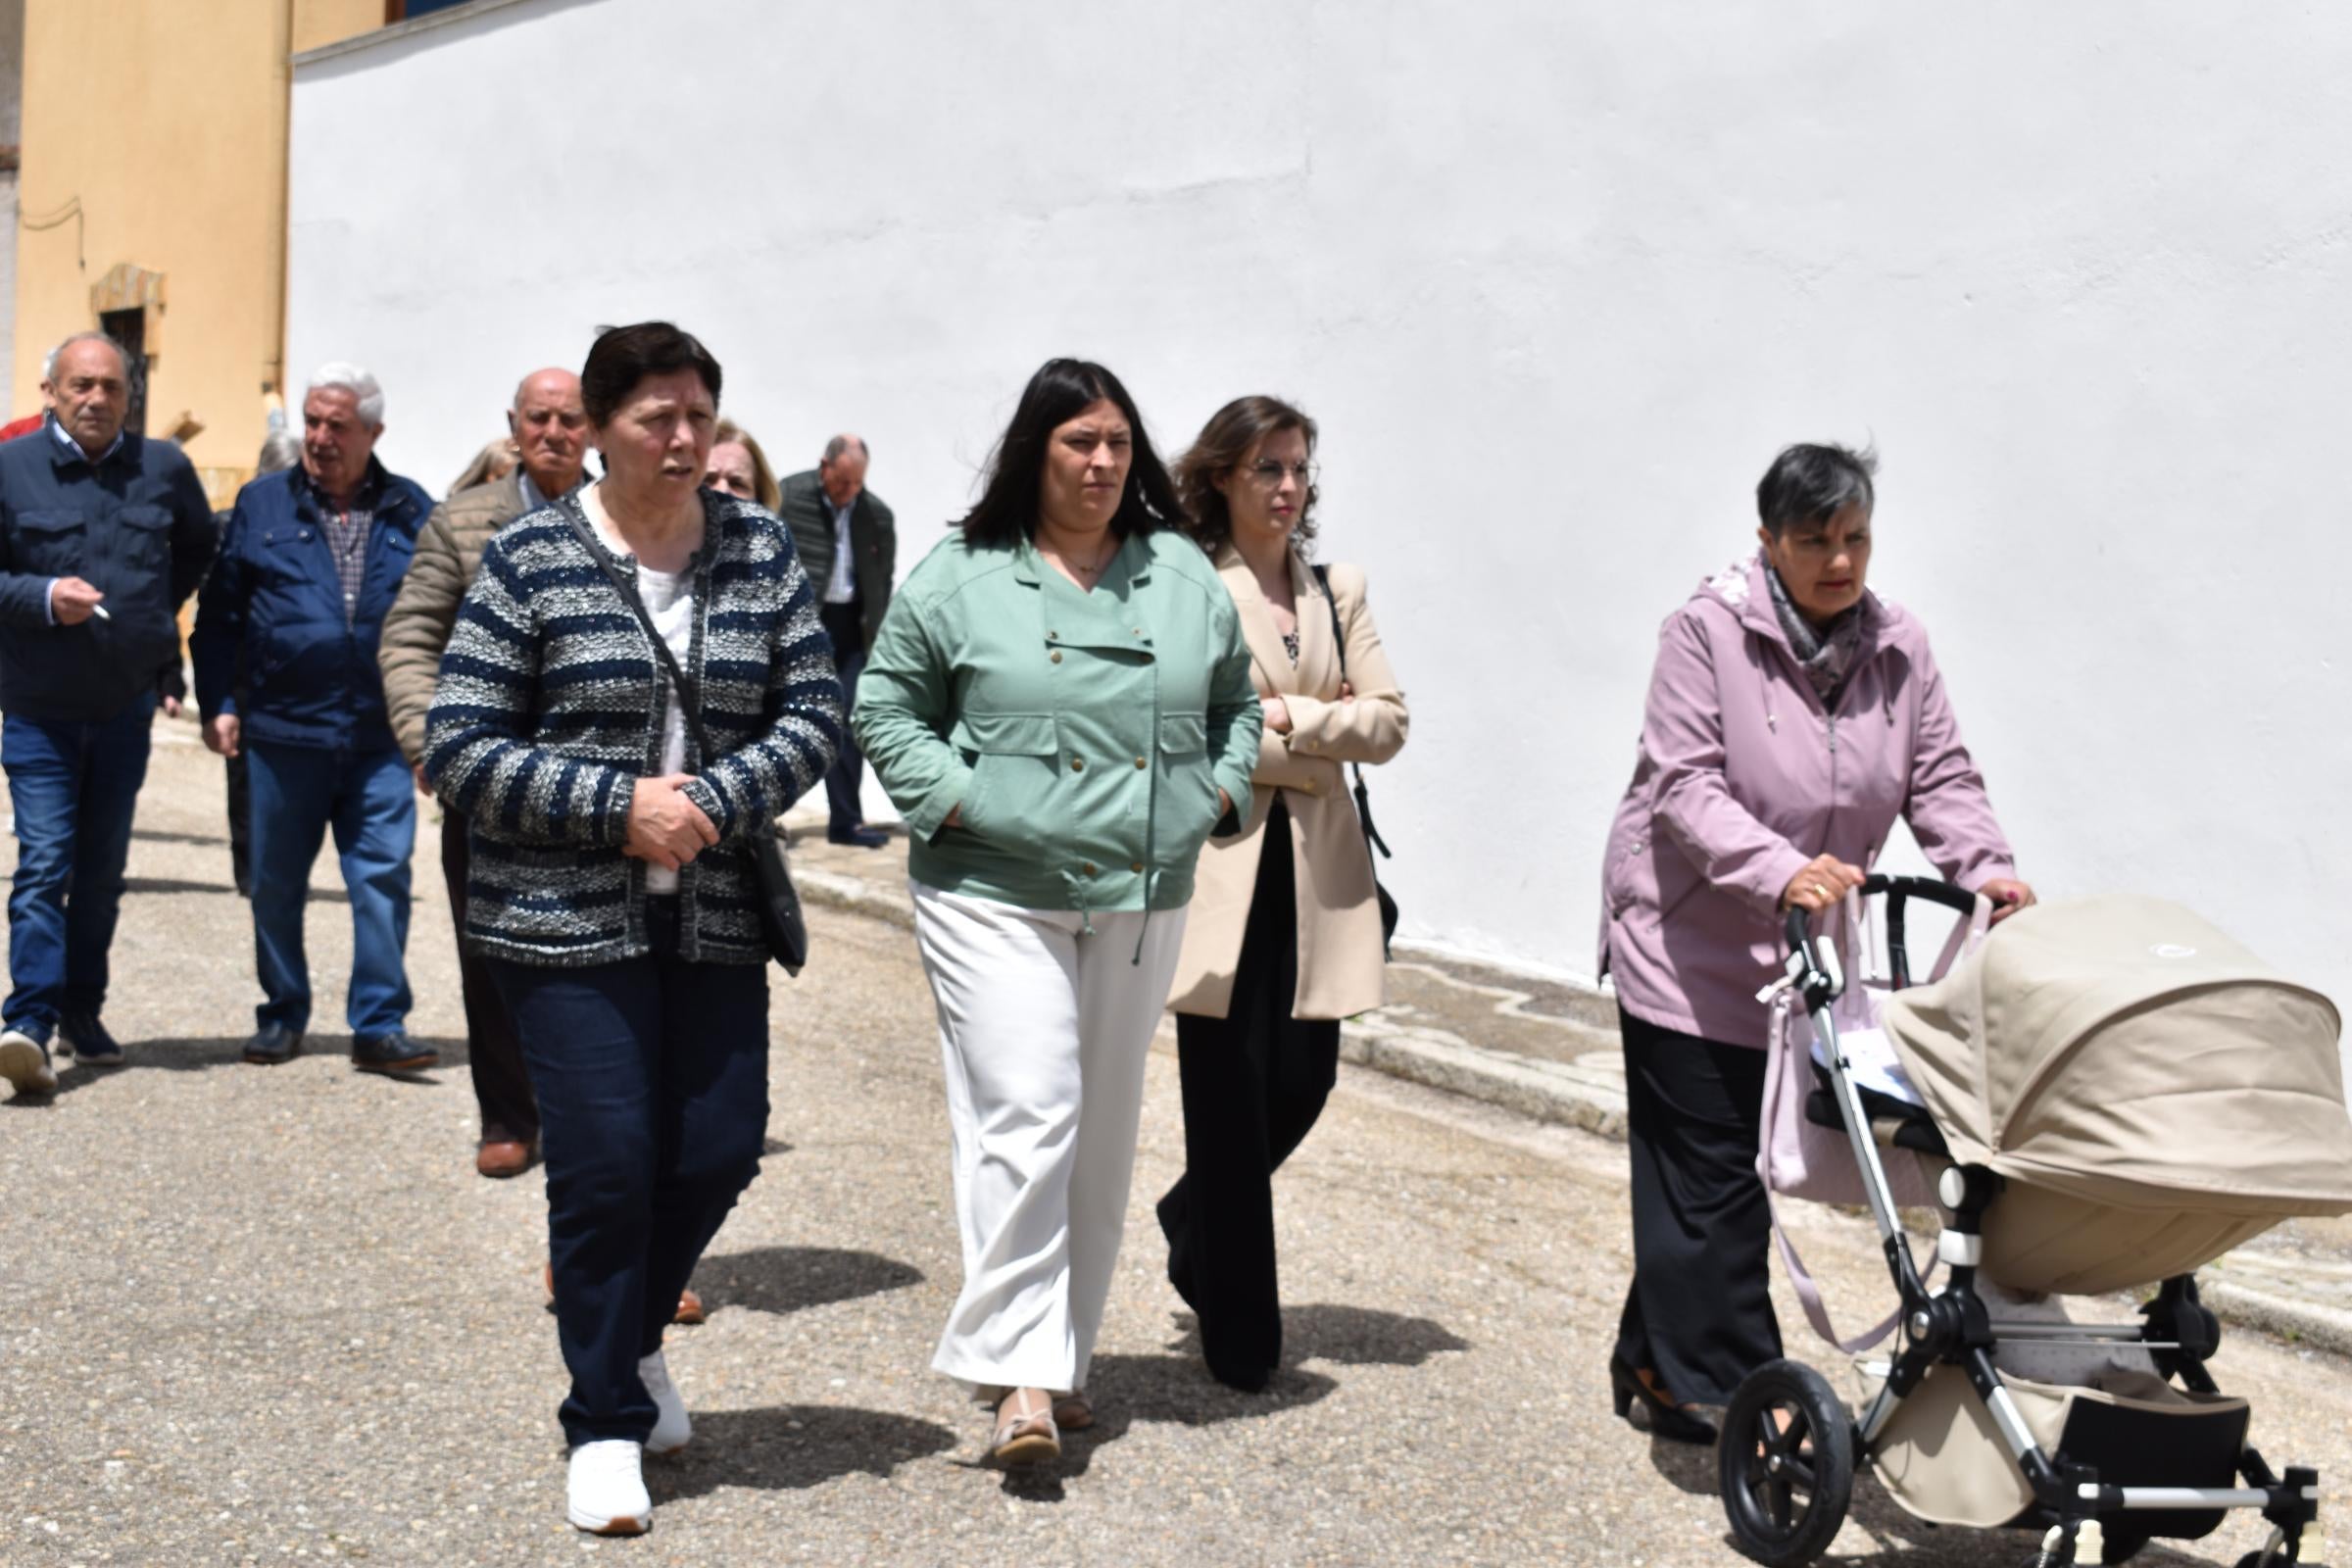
[1727,874,2326,1568]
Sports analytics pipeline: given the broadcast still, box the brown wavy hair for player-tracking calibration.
[1172,395,1320,557]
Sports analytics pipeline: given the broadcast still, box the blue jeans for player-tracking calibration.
[490,899,770,1446]
[3,694,157,1036]
[246,740,415,1036]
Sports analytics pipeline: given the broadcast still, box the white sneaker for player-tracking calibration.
[0,1030,57,1097]
[566,1440,650,1536]
[640,1350,692,1454]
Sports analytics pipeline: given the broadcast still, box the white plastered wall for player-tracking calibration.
[289,0,2352,1020]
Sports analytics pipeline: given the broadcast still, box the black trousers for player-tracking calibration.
[817,599,867,834]
[1157,798,1341,1391]
[1614,1008,1782,1405]
[441,810,537,1144]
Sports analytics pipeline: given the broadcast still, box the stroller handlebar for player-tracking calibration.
[1784,874,1984,1004]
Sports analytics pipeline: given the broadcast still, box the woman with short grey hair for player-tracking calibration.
[1596,441,2034,1444]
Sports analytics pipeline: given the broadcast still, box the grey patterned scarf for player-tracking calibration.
[1764,564,1869,707]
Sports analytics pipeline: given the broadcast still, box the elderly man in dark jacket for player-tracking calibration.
[0,332,216,1094]
[778,434,895,847]
[192,364,432,1074]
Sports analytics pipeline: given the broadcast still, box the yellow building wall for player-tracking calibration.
[293,0,386,57]
[12,0,387,484]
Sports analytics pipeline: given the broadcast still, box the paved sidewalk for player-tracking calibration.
[789,817,2352,1357]
[2,726,2348,1566]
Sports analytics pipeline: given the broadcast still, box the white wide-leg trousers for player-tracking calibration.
[910,882,1189,1395]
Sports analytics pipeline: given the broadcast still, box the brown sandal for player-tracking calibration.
[1052,1391,1094,1431]
[991,1387,1060,1465]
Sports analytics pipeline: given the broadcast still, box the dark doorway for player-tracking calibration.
[98,308,148,437]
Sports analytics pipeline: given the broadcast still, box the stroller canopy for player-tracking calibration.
[1880,896,2352,1217]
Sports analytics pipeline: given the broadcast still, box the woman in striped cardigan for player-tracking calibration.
[424,322,843,1537]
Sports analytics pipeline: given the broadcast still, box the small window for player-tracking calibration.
[386,0,476,20]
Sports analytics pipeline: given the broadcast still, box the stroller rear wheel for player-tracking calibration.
[1719,1359,1855,1567]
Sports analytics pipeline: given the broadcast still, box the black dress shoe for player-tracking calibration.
[242,1023,304,1066]
[353,1032,438,1073]
[1609,1353,1719,1445]
[59,1013,125,1067]
[826,825,889,849]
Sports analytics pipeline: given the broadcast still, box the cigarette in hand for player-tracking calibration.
[91,603,113,622]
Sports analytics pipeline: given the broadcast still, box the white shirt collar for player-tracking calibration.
[49,416,123,466]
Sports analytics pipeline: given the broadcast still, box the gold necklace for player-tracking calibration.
[1057,532,1118,579]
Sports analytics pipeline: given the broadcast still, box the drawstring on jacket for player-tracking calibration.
[1133,662,1161,965]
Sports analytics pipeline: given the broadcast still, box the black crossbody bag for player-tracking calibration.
[1309,564,1398,958]
[566,513,809,976]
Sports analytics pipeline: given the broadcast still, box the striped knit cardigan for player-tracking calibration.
[422,489,844,967]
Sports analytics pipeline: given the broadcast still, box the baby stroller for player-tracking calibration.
[1724,875,2351,1568]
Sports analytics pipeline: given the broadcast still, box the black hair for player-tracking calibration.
[1755,442,1877,536]
[580,321,722,426]
[958,359,1179,548]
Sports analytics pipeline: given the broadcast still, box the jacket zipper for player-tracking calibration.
[1822,715,1839,858]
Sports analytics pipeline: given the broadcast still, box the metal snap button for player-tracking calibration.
[1070,757,1084,771]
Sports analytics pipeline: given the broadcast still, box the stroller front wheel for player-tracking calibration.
[1718,1358,1856,1568]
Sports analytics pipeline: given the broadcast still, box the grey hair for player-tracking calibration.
[42,330,131,382]
[821,433,869,465]
[307,362,385,427]
[1755,441,1878,536]
[255,429,304,475]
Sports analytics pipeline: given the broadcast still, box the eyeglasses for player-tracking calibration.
[1243,460,1318,488]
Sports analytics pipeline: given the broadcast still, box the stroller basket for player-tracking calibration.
[1720,876,2345,1568]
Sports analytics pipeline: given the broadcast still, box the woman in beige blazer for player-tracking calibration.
[1159,396,1408,1391]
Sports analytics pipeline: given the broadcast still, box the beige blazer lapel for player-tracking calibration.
[1215,544,1298,695]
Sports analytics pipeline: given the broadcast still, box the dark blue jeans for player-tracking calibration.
[246,740,415,1036]
[2,693,157,1037]
[490,899,771,1446]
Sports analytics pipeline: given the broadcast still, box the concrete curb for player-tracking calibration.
[798,867,916,933]
[792,864,2352,1362]
[1340,1013,1627,1139]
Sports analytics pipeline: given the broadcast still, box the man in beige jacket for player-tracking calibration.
[379,368,586,1179]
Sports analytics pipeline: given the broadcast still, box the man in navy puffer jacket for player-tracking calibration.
[0,331,216,1095]
[192,364,433,1075]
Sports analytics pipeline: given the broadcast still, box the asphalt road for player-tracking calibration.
[4,722,2348,1567]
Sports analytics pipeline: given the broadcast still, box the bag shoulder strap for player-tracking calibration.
[563,507,710,760]
[1309,562,1348,678]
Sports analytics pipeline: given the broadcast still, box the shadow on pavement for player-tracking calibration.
[690,1245,924,1318]
[8,1032,463,1102]
[653,1404,957,1498]
[122,875,346,903]
[1011,1303,1471,1491]
[1674,1444,2220,1568]
[1281,1302,1472,1366]
[130,827,229,848]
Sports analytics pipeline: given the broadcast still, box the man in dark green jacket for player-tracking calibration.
[779,435,894,847]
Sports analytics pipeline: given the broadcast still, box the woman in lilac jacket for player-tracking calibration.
[1597,442,2034,1444]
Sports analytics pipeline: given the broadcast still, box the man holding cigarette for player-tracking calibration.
[0,331,215,1095]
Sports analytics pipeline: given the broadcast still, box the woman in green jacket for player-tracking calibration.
[855,359,1260,1466]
